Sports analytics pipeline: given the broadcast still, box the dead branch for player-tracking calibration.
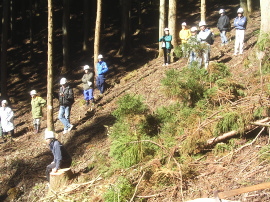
[207,117,270,145]
[129,171,145,202]
[136,193,166,198]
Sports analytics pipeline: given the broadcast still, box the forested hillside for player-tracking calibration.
[0,0,270,201]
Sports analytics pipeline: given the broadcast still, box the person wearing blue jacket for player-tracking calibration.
[159,28,172,66]
[233,8,247,55]
[96,54,109,95]
[45,129,72,182]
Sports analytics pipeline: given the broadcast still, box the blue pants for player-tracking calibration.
[83,89,94,101]
[97,75,106,94]
[220,30,228,44]
[58,105,72,130]
[189,51,198,68]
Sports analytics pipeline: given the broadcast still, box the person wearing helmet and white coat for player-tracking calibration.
[197,21,213,69]
[44,129,72,182]
[0,100,15,141]
[233,8,247,55]
[159,28,172,66]
[96,54,109,95]
[187,26,200,68]
[217,9,230,46]
[82,65,95,106]
[58,78,74,134]
[30,90,46,133]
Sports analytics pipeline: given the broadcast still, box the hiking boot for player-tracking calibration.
[85,100,89,106]
[68,124,73,132]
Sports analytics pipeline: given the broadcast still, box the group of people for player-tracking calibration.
[159,7,247,68]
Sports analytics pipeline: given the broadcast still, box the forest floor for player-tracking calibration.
[1,3,270,202]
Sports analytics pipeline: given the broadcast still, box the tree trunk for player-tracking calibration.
[62,0,70,74]
[29,0,33,59]
[259,0,270,36]
[94,0,102,75]
[47,0,54,131]
[117,0,131,55]
[201,0,206,22]
[240,0,248,17]
[1,0,9,99]
[50,168,73,191]
[168,0,177,61]
[247,0,253,13]
[158,0,166,57]
[83,0,90,51]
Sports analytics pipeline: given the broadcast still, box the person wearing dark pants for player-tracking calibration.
[45,129,72,182]
[159,28,172,66]
[96,54,109,95]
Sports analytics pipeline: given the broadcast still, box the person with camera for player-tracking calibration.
[159,28,172,66]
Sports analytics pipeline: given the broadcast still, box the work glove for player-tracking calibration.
[87,81,92,86]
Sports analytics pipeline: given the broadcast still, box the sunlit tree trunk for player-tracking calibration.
[1,0,9,99]
[47,0,54,131]
[83,0,90,51]
[259,0,270,36]
[159,0,166,57]
[62,0,70,74]
[247,0,253,13]
[168,0,177,49]
[94,0,102,75]
[201,0,206,22]
[240,0,248,17]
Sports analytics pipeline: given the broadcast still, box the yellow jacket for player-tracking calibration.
[179,29,191,43]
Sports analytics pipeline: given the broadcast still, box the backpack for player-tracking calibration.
[205,32,214,45]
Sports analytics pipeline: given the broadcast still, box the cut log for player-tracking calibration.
[207,117,270,145]
[50,168,73,191]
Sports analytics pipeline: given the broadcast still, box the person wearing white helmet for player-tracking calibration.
[44,129,72,182]
[82,65,94,106]
[58,78,74,134]
[96,54,109,95]
[159,28,173,66]
[30,90,46,133]
[179,22,191,44]
[233,8,247,55]
[217,9,230,46]
[0,100,15,141]
[197,21,214,69]
[187,26,200,68]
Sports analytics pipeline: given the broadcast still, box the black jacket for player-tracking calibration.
[217,15,230,31]
[59,86,74,106]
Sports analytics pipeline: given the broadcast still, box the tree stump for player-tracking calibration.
[50,168,73,191]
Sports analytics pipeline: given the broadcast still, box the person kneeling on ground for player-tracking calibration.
[45,129,72,182]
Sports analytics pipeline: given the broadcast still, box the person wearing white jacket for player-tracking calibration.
[0,100,15,140]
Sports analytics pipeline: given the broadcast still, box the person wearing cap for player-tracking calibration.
[82,65,94,106]
[58,78,74,134]
[44,129,72,182]
[217,9,230,46]
[197,21,213,69]
[0,100,15,140]
[96,54,109,95]
[233,8,247,55]
[179,22,191,44]
[187,27,200,68]
[30,90,46,133]
[159,28,173,66]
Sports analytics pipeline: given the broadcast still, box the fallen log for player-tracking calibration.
[207,117,270,145]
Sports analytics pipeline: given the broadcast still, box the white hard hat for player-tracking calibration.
[60,77,67,85]
[44,128,55,139]
[190,27,198,32]
[83,65,90,70]
[164,27,169,31]
[98,54,103,59]
[181,22,187,26]
[30,90,37,95]
[199,21,206,27]
[219,9,225,14]
[1,100,7,104]
[237,8,244,13]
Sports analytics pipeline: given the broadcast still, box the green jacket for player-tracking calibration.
[159,35,172,49]
[31,96,46,119]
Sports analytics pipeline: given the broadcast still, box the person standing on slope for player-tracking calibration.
[0,100,15,140]
[159,28,173,66]
[217,9,230,46]
[233,8,247,55]
[30,90,46,133]
[96,54,109,95]
[82,65,95,106]
[58,78,74,134]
